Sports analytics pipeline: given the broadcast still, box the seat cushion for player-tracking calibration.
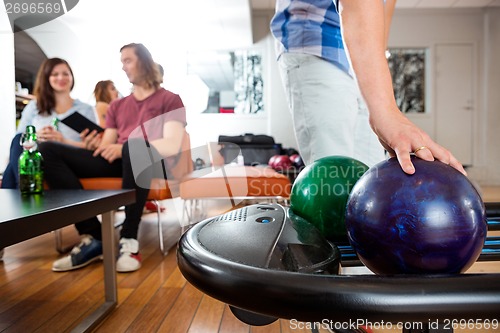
[179,166,291,199]
[79,177,177,200]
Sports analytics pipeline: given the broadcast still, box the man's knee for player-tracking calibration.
[38,141,59,157]
[121,140,130,160]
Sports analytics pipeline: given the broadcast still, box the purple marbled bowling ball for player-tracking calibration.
[345,156,487,275]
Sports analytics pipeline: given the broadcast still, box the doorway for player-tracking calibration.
[435,43,475,166]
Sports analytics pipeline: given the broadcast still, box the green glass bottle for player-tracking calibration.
[51,117,60,130]
[18,125,44,195]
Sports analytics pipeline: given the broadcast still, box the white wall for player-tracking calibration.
[0,12,16,172]
[389,8,500,184]
[390,9,485,166]
[23,19,117,102]
[484,8,500,184]
[253,11,298,151]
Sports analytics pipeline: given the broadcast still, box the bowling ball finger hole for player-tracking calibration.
[256,206,278,211]
[255,217,275,223]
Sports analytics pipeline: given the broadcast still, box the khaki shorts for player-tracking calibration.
[278,53,385,167]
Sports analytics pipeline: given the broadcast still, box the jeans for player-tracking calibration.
[1,133,23,189]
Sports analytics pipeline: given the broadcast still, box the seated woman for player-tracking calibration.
[93,80,120,127]
[1,57,96,189]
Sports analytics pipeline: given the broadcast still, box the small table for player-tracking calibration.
[0,189,135,333]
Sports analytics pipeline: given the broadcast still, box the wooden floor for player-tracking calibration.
[1,189,500,333]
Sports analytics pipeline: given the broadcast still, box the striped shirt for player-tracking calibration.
[270,0,351,74]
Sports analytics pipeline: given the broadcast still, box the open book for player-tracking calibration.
[61,112,104,133]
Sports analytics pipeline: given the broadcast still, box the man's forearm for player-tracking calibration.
[337,1,465,175]
[150,120,185,158]
[339,0,399,124]
[384,0,397,48]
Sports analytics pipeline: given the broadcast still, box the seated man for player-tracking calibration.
[40,43,187,273]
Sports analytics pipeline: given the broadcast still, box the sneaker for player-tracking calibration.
[52,235,103,272]
[116,238,142,272]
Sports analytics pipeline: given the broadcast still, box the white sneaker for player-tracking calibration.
[116,238,142,272]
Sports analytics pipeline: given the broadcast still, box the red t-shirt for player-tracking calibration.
[106,88,186,144]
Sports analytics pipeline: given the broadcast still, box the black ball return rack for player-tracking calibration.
[177,202,500,333]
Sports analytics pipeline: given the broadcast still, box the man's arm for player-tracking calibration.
[384,0,396,48]
[338,0,465,175]
[93,129,121,162]
[150,120,185,158]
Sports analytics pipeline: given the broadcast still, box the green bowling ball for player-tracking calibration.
[290,156,369,243]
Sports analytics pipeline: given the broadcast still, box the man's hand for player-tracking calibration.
[93,143,123,163]
[370,108,466,175]
[80,129,102,150]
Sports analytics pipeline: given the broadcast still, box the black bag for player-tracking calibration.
[218,133,282,166]
[218,133,275,146]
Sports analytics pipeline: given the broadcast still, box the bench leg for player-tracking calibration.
[185,199,206,223]
[154,199,168,256]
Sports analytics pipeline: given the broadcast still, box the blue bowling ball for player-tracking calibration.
[345,156,487,275]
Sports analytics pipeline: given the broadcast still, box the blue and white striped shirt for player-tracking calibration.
[270,0,351,74]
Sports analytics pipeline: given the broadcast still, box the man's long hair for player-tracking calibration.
[120,43,162,90]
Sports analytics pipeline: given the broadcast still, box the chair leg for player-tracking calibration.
[191,199,205,221]
[154,199,168,256]
[183,199,191,222]
[198,199,207,220]
[181,199,198,234]
[182,200,191,234]
[188,199,208,231]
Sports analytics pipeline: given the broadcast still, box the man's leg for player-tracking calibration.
[115,139,158,272]
[120,140,151,240]
[39,141,122,271]
[278,53,359,165]
[40,141,122,238]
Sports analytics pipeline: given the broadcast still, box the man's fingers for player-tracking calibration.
[449,156,466,175]
[394,148,415,175]
[413,145,434,161]
[425,143,467,175]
